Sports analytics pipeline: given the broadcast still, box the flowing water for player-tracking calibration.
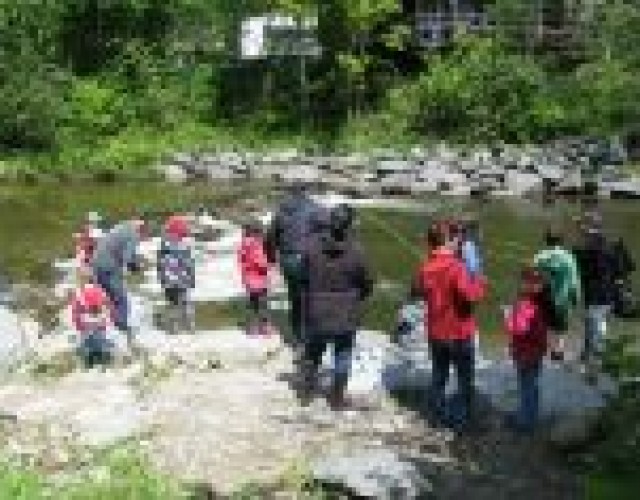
[1,183,638,342]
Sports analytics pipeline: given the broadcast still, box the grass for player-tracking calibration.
[586,474,640,500]
[0,444,186,499]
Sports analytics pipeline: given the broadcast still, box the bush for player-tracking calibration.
[0,64,71,153]
[387,36,550,144]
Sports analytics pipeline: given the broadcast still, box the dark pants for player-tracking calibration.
[280,253,304,342]
[94,268,128,331]
[78,330,114,368]
[515,360,542,431]
[163,287,194,333]
[302,332,355,388]
[248,290,269,323]
[428,338,475,428]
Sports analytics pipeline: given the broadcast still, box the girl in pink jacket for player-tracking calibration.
[503,266,550,434]
[238,222,276,336]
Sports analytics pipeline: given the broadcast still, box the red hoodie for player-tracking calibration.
[71,284,114,334]
[504,297,548,367]
[238,234,270,293]
[415,248,487,341]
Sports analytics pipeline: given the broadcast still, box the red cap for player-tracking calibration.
[165,215,189,240]
[81,285,106,308]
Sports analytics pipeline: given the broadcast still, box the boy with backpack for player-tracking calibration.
[71,270,115,368]
[533,229,581,361]
[157,215,196,334]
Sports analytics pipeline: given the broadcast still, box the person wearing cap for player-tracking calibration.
[411,220,487,431]
[297,204,372,409]
[92,215,150,343]
[533,228,581,361]
[157,215,196,334]
[266,182,325,346]
[71,270,115,367]
[572,213,616,363]
[503,266,550,433]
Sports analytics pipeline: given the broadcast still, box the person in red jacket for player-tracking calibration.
[71,277,115,367]
[503,266,550,433]
[238,221,276,336]
[412,220,487,430]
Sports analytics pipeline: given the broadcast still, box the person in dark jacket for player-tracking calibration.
[297,204,373,410]
[573,221,616,361]
[611,237,637,318]
[267,182,326,345]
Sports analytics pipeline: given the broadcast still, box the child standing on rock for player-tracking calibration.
[238,220,276,337]
[503,266,550,434]
[71,271,115,368]
[157,215,196,334]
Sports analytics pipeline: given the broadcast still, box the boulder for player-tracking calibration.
[312,448,430,499]
[543,408,602,450]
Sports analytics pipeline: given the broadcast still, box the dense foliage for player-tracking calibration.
[0,0,638,173]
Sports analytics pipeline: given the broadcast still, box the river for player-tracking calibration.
[1,183,638,341]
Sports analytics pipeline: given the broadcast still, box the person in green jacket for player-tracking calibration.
[533,229,581,361]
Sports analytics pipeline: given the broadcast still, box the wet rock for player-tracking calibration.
[543,409,602,450]
[312,448,430,499]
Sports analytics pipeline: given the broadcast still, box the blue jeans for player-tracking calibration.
[584,305,609,359]
[78,330,114,367]
[515,361,542,431]
[94,268,129,331]
[428,338,475,428]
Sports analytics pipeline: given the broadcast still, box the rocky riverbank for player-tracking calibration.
[0,209,619,497]
[157,143,640,200]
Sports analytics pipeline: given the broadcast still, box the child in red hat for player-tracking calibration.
[157,215,196,333]
[71,269,115,367]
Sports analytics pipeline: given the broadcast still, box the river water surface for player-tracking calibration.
[1,183,638,342]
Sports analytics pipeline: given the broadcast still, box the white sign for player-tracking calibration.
[240,14,321,59]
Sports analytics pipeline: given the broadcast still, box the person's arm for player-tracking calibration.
[187,251,196,289]
[353,247,373,301]
[265,212,281,264]
[70,295,81,331]
[123,226,141,272]
[505,302,535,336]
[102,290,116,326]
[454,262,487,303]
[567,251,581,306]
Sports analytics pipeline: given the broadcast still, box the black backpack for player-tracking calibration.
[276,197,324,255]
